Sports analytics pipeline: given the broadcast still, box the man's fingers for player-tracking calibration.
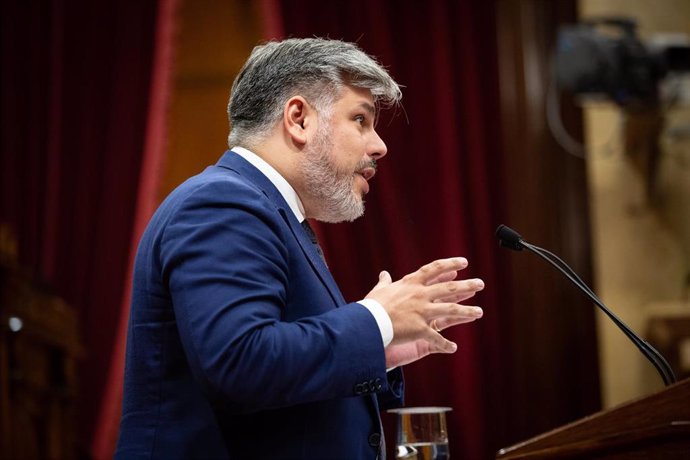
[425,269,459,286]
[377,270,392,286]
[378,257,485,349]
[410,257,468,283]
[427,331,457,353]
[433,290,479,304]
[432,308,484,330]
[425,303,484,322]
[425,278,484,301]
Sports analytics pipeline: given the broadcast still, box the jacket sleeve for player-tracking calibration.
[377,367,404,410]
[158,179,389,413]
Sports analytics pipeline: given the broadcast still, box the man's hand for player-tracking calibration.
[385,340,435,369]
[365,257,484,367]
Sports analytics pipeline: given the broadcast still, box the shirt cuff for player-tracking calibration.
[358,298,394,347]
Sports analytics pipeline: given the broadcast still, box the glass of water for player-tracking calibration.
[388,407,451,460]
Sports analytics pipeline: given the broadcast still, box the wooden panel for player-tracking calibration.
[0,262,82,459]
[497,378,690,459]
[160,0,262,200]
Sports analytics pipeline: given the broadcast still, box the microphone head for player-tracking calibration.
[496,224,525,251]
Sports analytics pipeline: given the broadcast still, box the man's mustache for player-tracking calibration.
[356,158,377,172]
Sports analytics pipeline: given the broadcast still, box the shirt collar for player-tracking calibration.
[231,146,305,222]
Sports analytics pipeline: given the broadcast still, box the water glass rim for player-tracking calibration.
[387,406,452,414]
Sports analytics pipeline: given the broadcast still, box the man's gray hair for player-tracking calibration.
[227,37,402,148]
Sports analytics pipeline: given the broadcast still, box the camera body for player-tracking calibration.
[555,18,690,106]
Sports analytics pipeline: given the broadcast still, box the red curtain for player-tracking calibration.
[0,1,171,457]
[265,1,510,458]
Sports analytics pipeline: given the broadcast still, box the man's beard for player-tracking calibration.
[300,123,371,223]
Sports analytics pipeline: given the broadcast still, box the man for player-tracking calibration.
[115,38,485,459]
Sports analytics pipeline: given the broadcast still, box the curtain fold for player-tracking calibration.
[90,0,179,457]
[1,1,167,456]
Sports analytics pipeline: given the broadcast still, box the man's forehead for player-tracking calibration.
[337,85,376,109]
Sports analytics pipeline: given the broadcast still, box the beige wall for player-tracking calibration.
[579,0,690,407]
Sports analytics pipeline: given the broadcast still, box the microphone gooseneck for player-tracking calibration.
[496,224,677,386]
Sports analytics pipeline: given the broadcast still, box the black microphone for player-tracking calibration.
[496,224,525,251]
[495,224,677,386]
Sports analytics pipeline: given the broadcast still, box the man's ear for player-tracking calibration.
[284,96,314,147]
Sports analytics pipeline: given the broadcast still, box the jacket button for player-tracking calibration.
[368,432,381,447]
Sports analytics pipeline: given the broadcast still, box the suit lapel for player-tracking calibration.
[284,213,347,306]
[216,151,346,306]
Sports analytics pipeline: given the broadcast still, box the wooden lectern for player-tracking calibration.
[496,378,690,459]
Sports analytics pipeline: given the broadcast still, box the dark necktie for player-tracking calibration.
[300,219,326,265]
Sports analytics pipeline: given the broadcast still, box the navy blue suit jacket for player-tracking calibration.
[115,151,403,459]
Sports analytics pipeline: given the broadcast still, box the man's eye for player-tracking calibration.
[354,115,366,124]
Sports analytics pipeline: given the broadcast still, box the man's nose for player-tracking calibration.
[368,130,388,160]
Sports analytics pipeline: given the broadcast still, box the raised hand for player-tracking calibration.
[364,257,484,367]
